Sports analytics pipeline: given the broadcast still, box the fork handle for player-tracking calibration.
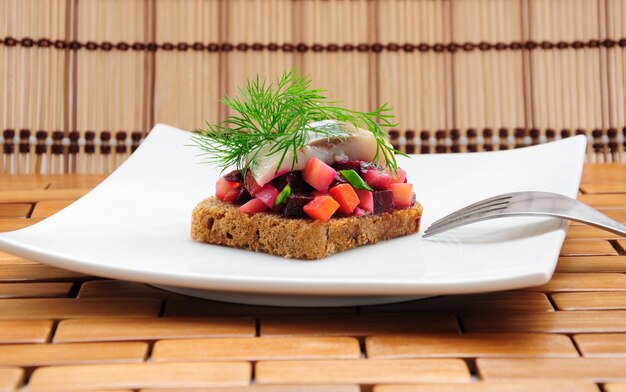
[508,205,626,237]
[506,193,626,237]
[557,208,626,236]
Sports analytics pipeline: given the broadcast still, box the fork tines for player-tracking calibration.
[423,194,514,238]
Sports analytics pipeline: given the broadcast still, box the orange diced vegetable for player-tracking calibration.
[303,195,340,222]
[389,183,414,207]
[329,184,360,214]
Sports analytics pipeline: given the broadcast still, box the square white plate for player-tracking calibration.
[0,124,586,306]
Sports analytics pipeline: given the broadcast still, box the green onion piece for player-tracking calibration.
[339,170,374,191]
[274,184,291,207]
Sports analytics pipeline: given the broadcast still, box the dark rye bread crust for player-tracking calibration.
[191,196,423,260]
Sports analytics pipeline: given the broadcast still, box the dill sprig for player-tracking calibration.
[192,69,404,174]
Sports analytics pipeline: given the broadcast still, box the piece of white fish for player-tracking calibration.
[248,120,388,186]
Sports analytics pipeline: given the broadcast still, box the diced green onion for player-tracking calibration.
[339,170,373,191]
[274,184,291,207]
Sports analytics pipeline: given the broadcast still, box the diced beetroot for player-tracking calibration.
[333,160,370,175]
[255,184,279,208]
[303,195,340,222]
[329,184,360,215]
[233,187,252,204]
[353,207,368,217]
[333,160,361,172]
[273,171,313,194]
[244,171,263,196]
[389,167,407,184]
[329,172,349,188]
[355,189,374,212]
[364,168,392,190]
[302,157,337,192]
[389,183,414,208]
[223,169,243,183]
[283,194,314,218]
[373,189,394,214]
[239,198,268,214]
[216,177,241,200]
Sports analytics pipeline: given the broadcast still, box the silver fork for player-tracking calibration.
[422,191,626,238]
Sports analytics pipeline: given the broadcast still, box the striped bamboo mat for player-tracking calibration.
[1,0,626,175]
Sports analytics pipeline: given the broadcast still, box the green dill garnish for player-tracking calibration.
[192,69,404,174]
[273,184,291,207]
[339,170,374,191]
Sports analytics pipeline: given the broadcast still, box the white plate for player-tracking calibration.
[0,124,586,306]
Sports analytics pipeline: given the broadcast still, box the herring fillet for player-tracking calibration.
[248,120,388,186]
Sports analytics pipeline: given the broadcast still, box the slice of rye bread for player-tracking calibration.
[191,196,423,260]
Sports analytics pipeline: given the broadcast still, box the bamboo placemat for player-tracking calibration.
[2,0,626,176]
[0,163,624,390]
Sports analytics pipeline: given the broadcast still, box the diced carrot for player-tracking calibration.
[239,198,268,214]
[329,184,360,215]
[389,183,414,207]
[303,195,340,222]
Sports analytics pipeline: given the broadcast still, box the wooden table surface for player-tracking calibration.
[0,164,625,392]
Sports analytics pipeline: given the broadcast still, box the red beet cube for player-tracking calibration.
[216,177,240,201]
[223,169,243,183]
[373,189,394,214]
[302,157,337,192]
[355,189,374,212]
[273,171,313,194]
[239,198,268,214]
[255,184,279,208]
[333,160,370,175]
[244,171,264,196]
[283,194,314,218]
[364,169,392,190]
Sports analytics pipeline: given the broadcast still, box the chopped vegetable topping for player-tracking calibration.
[303,196,340,222]
[329,184,360,215]
[217,159,415,221]
[274,184,292,207]
[339,169,374,191]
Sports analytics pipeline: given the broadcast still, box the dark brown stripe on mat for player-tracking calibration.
[4,37,626,53]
